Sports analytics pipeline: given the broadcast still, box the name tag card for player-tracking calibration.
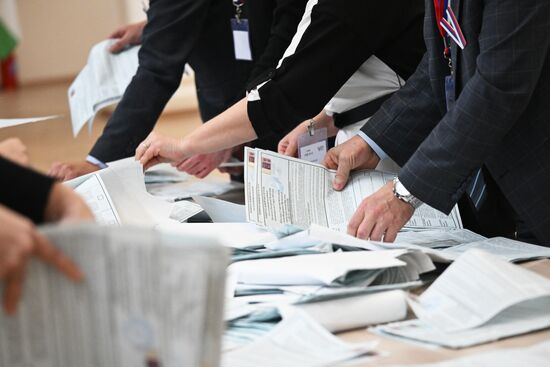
[231,18,252,61]
[298,127,328,164]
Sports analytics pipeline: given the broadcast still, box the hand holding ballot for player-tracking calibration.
[323,135,381,191]
[136,131,189,170]
[107,20,145,54]
[0,205,83,315]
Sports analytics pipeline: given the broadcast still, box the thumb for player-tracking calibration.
[333,157,351,191]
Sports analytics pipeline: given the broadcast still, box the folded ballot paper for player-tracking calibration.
[244,147,462,232]
[0,225,228,367]
[371,249,550,348]
[68,39,139,136]
[66,158,203,225]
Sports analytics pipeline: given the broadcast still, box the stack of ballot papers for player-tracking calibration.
[222,307,376,367]
[244,148,463,232]
[0,225,228,367]
[68,39,139,136]
[66,158,203,225]
[371,249,550,348]
[386,340,550,367]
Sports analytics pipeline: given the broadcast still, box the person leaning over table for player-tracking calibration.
[319,0,550,246]
[134,0,425,169]
[0,157,92,314]
[49,0,308,181]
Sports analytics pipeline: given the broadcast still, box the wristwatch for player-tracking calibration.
[393,177,423,209]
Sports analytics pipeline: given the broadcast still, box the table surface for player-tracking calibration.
[336,259,550,366]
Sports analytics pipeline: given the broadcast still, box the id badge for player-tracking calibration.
[297,127,328,164]
[445,75,456,111]
[230,18,252,61]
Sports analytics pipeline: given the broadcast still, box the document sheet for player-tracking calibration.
[0,115,60,129]
[222,308,375,367]
[386,340,550,367]
[0,225,228,367]
[244,148,462,232]
[68,158,198,225]
[68,39,139,136]
[372,249,550,348]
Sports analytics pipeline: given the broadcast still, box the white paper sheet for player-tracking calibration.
[0,115,60,129]
[228,250,407,286]
[193,196,247,223]
[0,224,227,367]
[244,148,462,232]
[68,39,140,136]
[222,307,375,367]
[408,249,550,333]
[439,237,550,262]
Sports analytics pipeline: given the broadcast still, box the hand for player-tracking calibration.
[48,160,100,181]
[278,112,338,157]
[0,205,83,315]
[323,135,380,191]
[108,20,146,54]
[348,182,414,242]
[136,132,187,170]
[174,148,233,179]
[44,183,94,223]
[0,138,29,166]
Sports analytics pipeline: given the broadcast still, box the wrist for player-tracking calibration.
[353,136,380,168]
[392,177,423,209]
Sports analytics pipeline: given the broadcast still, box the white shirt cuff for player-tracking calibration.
[356,131,388,161]
[86,155,108,169]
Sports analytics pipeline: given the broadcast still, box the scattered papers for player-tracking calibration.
[68,39,139,136]
[67,158,195,225]
[0,224,227,367]
[222,307,375,367]
[0,115,60,129]
[244,148,462,232]
[386,340,550,367]
[193,196,246,223]
[229,250,434,287]
[372,249,550,348]
[147,179,244,202]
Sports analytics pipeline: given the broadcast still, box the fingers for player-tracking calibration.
[48,162,76,181]
[135,135,153,161]
[3,261,26,315]
[278,140,288,155]
[334,157,352,191]
[284,140,298,157]
[109,40,128,54]
[33,232,83,282]
[177,156,202,173]
[323,150,338,170]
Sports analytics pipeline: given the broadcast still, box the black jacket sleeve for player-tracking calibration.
[89,0,214,162]
[247,0,425,138]
[0,158,54,224]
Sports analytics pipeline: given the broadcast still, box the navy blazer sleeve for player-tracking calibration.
[89,0,213,162]
[364,0,550,214]
[0,158,54,224]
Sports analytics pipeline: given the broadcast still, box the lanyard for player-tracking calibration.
[434,0,452,72]
[232,0,245,22]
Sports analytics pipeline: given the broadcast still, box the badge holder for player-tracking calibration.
[297,119,328,164]
[231,1,252,61]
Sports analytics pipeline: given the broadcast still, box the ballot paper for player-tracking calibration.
[0,115,60,129]
[386,340,550,367]
[193,196,247,223]
[68,39,139,136]
[222,307,375,367]
[244,148,462,232]
[0,225,227,367]
[372,249,550,348]
[228,249,434,286]
[68,158,198,225]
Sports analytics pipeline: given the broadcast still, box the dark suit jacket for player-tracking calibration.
[362,0,550,245]
[0,157,54,224]
[89,0,306,163]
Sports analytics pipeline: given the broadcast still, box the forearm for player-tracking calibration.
[183,98,257,155]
